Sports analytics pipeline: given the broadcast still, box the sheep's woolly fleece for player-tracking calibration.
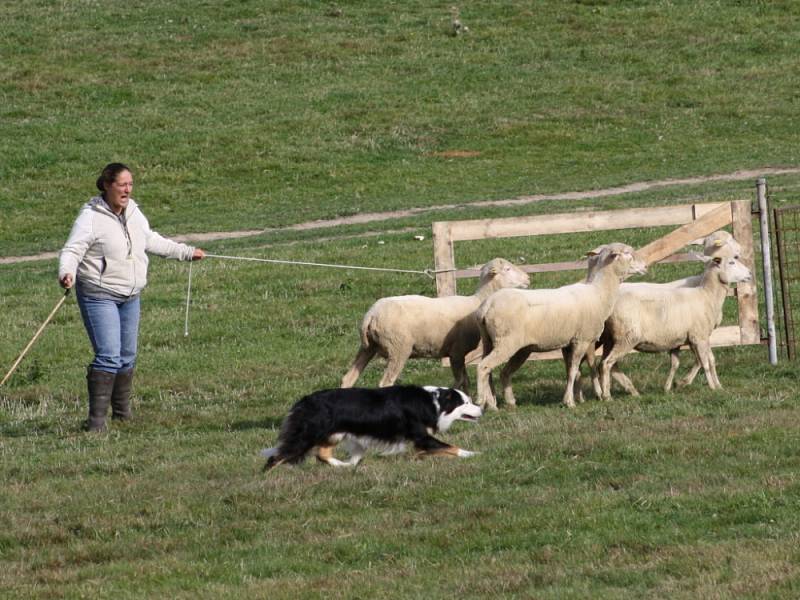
[340,258,529,390]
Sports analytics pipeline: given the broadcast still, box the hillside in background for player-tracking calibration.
[2,1,799,256]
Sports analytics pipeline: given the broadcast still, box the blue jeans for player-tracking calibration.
[76,290,140,374]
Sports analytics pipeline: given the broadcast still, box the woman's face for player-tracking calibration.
[104,170,133,214]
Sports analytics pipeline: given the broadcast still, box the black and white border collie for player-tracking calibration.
[261,385,482,469]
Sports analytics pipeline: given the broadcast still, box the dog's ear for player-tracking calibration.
[437,388,463,413]
[441,387,462,403]
[422,385,442,401]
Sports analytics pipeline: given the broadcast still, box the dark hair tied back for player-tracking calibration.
[96,162,131,193]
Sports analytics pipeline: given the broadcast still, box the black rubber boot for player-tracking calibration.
[84,368,115,432]
[111,369,134,421]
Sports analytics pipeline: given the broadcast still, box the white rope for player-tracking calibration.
[182,254,456,336]
[204,253,442,278]
[184,260,193,337]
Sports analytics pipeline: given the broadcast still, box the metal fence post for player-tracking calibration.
[773,208,795,360]
[757,178,778,364]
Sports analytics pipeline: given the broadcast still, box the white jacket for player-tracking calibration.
[59,196,195,297]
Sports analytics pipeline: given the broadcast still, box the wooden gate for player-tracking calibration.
[432,200,759,361]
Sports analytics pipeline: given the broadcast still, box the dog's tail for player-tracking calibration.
[261,398,324,471]
[260,447,287,472]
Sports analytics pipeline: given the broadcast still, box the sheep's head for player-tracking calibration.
[585,243,646,281]
[479,258,530,290]
[704,255,752,285]
[703,230,742,259]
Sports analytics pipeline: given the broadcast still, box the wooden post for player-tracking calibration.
[432,221,457,297]
[732,199,760,345]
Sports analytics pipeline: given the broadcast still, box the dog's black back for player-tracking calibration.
[267,385,463,467]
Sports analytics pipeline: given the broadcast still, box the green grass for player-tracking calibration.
[2,1,800,256]
[3,229,800,598]
[3,1,800,598]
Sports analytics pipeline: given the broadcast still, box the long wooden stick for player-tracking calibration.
[1,289,70,387]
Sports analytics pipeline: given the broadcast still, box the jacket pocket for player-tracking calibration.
[98,256,135,293]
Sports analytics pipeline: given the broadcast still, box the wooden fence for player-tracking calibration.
[432,200,759,361]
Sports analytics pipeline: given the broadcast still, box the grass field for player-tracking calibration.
[3,1,800,255]
[3,1,800,598]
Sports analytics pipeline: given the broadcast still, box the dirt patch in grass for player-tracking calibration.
[4,167,799,265]
[429,150,483,158]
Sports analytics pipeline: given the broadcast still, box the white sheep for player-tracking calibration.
[598,253,752,400]
[341,258,530,390]
[630,230,742,292]
[596,230,744,397]
[475,243,646,410]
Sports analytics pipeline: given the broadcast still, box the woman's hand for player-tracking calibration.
[192,248,206,261]
[59,274,74,289]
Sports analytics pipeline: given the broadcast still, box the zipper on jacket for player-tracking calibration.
[118,211,136,296]
[118,212,133,257]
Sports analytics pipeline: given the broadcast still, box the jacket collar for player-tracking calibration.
[89,195,138,218]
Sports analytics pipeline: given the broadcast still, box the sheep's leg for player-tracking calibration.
[600,342,633,401]
[476,345,517,411]
[341,345,377,388]
[562,346,585,404]
[664,349,681,392]
[480,334,497,406]
[690,341,718,390]
[677,359,702,388]
[449,352,470,393]
[583,345,603,400]
[500,347,532,407]
[611,367,640,397]
[563,341,590,408]
[576,344,606,403]
[679,347,719,389]
[598,335,615,401]
[379,349,412,387]
[708,348,722,389]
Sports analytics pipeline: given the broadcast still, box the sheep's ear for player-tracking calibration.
[689,251,709,263]
[483,259,503,276]
[585,245,606,257]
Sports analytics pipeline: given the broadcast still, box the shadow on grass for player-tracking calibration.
[230,417,284,431]
[507,382,580,407]
[0,420,73,438]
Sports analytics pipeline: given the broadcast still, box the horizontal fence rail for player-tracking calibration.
[432,200,759,363]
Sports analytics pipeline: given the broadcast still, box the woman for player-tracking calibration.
[59,163,205,431]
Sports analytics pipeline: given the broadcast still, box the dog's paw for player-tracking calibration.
[457,449,479,458]
[326,457,356,468]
